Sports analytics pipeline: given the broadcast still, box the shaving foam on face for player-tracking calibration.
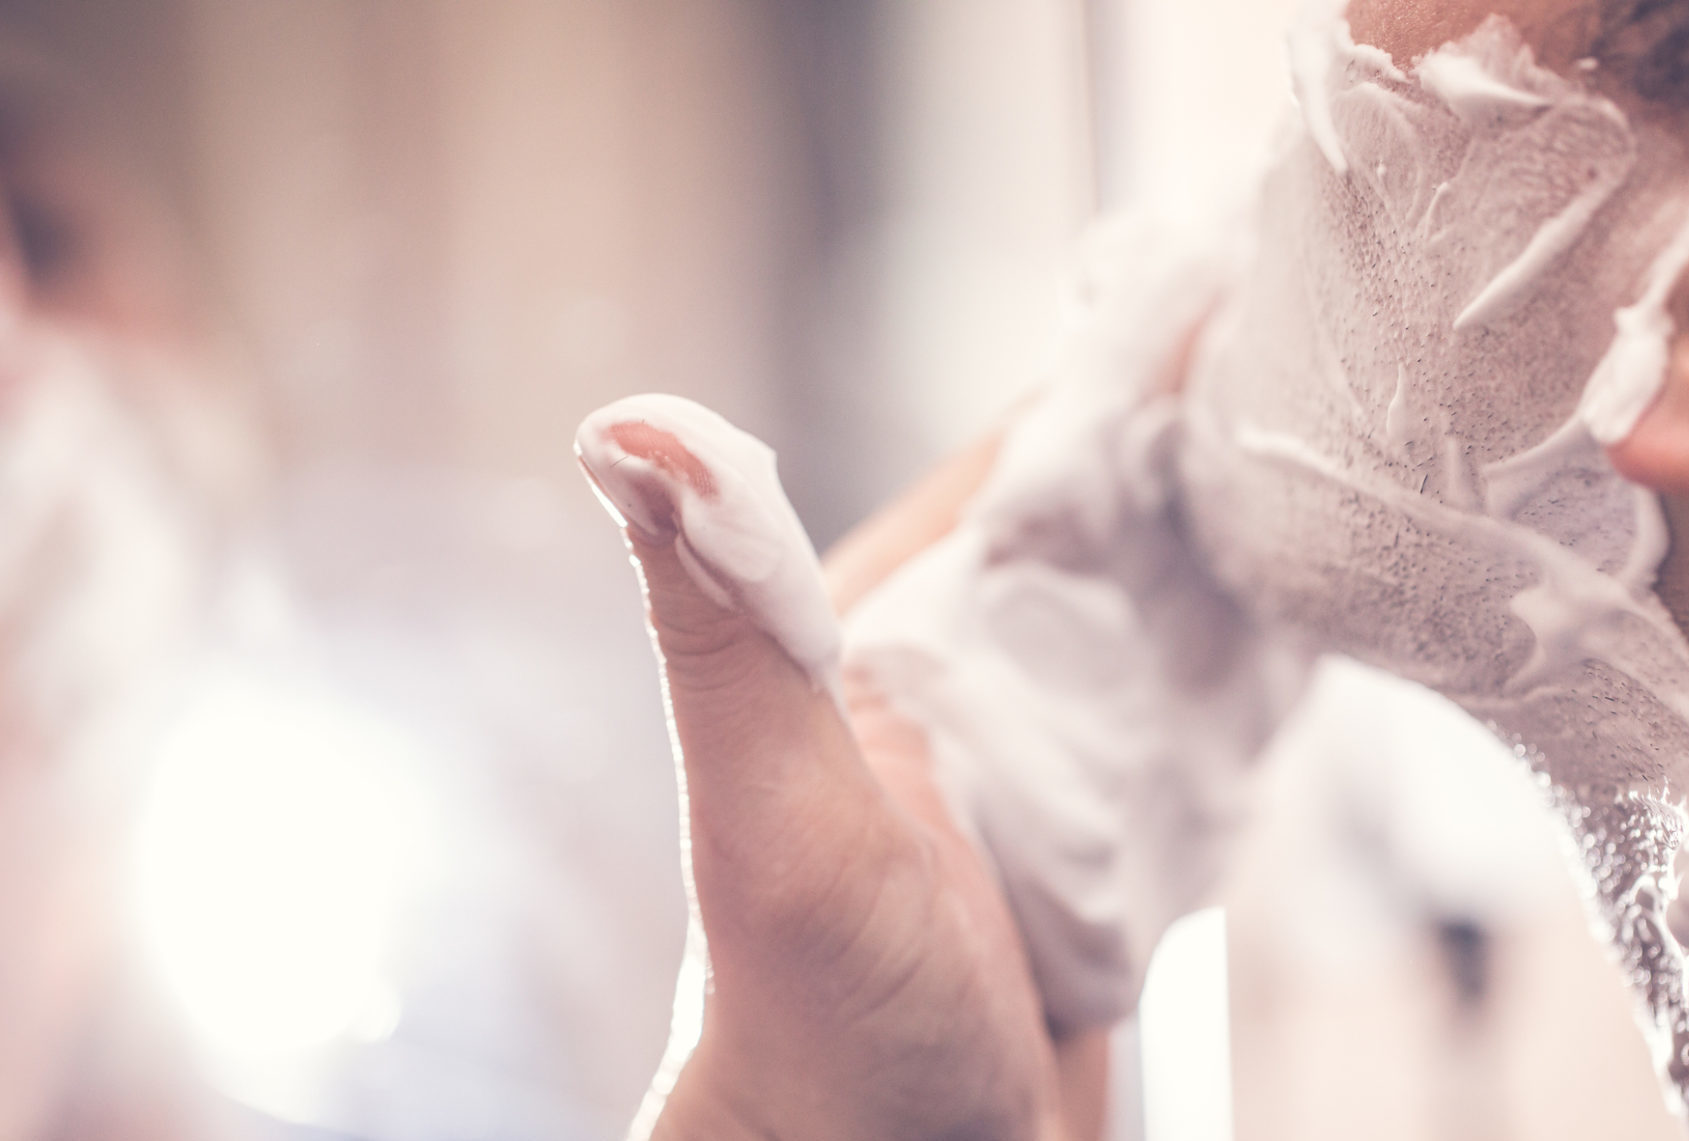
[1178,11,1689,1111]
[1288,0,1381,176]
[576,394,841,697]
[847,2,1689,1106]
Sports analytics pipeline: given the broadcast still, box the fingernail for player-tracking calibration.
[575,415,681,545]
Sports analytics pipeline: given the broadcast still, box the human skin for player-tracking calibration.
[1345,0,1689,629]
[1342,0,1689,497]
[620,3,1689,1140]
[1348,0,1594,70]
[617,430,1100,1141]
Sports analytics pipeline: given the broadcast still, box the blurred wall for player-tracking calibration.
[183,0,804,488]
[817,0,1094,528]
[170,0,1100,545]
[1110,0,1305,214]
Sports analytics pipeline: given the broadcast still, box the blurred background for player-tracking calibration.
[0,1,1675,1140]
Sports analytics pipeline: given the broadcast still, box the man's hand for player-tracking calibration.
[584,421,1104,1141]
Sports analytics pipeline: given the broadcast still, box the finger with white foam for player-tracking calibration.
[574,393,889,931]
[576,394,841,696]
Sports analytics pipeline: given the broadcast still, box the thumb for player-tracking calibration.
[574,395,880,939]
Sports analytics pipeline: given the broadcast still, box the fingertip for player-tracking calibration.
[607,420,718,499]
[575,409,681,543]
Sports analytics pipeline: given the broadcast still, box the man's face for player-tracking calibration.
[1176,4,1689,1105]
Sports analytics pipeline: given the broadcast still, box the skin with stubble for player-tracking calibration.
[1348,0,1689,627]
[617,3,1689,1140]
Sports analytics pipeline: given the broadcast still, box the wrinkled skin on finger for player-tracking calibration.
[582,411,1104,1141]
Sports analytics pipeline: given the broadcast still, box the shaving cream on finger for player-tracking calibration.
[576,394,842,698]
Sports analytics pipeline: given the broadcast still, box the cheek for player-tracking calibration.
[1346,0,1598,71]
[1345,0,1489,65]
